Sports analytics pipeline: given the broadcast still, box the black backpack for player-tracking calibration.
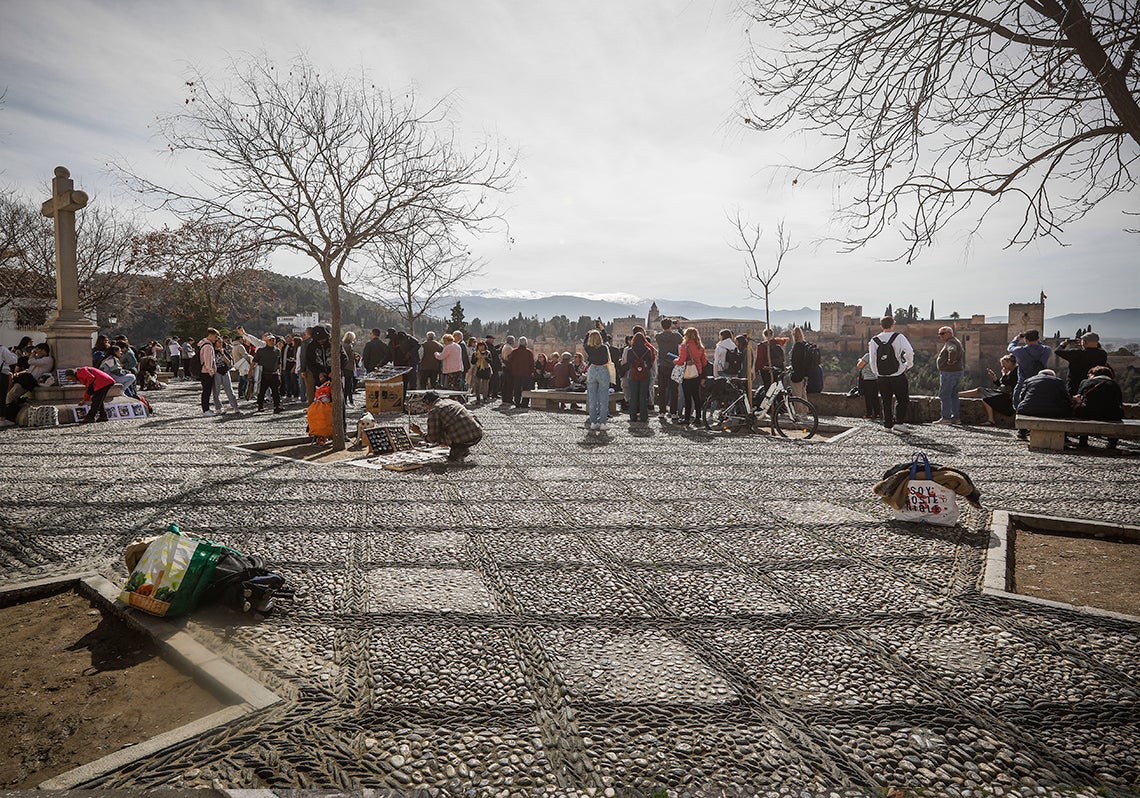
[804,342,821,369]
[723,347,743,376]
[200,552,292,615]
[874,332,901,375]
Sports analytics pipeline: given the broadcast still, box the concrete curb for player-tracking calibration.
[0,572,282,790]
[982,510,1140,624]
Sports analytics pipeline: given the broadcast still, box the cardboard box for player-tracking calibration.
[365,378,404,414]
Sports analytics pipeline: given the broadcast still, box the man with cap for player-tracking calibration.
[1055,332,1108,396]
[254,332,283,413]
[410,391,483,462]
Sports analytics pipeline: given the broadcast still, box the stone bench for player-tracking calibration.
[522,389,620,412]
[1015,415,1140,451]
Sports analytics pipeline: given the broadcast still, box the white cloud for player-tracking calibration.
[1,0,1135,319]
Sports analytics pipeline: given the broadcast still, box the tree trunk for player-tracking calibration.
[325,272,346,452]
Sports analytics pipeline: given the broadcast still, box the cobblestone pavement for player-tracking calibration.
[1,384,1138,796]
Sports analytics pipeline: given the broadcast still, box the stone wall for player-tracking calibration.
[808,391,1140,423]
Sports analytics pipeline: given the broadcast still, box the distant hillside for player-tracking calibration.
[441,292,816,327]
[989,308,1140,342]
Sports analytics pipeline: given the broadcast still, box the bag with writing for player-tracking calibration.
[893,452,959,527]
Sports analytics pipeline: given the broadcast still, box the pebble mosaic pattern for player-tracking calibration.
[1,385,1138,795]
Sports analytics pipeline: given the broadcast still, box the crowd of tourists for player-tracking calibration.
[0,313,1126,447]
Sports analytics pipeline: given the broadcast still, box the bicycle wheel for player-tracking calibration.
[771,396,818,439]
[704,395,750,433]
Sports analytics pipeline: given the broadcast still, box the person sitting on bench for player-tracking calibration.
[1073,365,1124,450]
[1015,368,1073,440]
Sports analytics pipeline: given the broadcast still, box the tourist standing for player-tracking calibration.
[673,327,708,425]
[499,336,516,407]
[166,337,181,380]
[1008,330,1052,405]
[935,325,965,424]
[754,329,788,390]
[860,316,915,432]
[583,330,612,431]
[254,333,283,413]
[508,336,536,407]
[622,332,655,422]
[419,332,443,389]
[436,333,465,391]
[361,328,390,374]
[654,318,683,419]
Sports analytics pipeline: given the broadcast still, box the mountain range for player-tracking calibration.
[441,291,1139,342]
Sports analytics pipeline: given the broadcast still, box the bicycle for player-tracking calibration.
[702,369,819,438]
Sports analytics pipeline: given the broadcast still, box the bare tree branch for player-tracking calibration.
[115,55,513,450]
[731,210,795,331]
[741,0,1140,258]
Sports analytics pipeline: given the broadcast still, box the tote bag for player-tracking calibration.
[893,452,959,527]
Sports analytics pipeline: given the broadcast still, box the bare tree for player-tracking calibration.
[119,55,513,450]
[731,211,794,330]
[364,213,482,334]
[741,1,1140,259]
[0,194,139,323]
[130,219,269,334]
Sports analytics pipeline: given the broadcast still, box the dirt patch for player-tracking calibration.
[247,439,369,464]
[0,588,230,788]
[1012,525,1140,617]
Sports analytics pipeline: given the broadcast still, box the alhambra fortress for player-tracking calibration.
[603,297,1138,397]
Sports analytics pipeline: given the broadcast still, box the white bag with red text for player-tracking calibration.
[893,453,960,527]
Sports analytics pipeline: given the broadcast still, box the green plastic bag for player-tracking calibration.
[119,525,229,617]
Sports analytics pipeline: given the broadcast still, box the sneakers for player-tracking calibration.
[202,410,216,416]
[933,418,952,425]
[598,423,608,432]
[893,423,913,433]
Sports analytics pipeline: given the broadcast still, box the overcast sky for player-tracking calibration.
[2,0,1136,318]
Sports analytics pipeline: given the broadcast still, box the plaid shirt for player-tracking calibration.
[426,399,483,446]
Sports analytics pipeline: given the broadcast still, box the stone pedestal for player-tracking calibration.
[43,316,99,375]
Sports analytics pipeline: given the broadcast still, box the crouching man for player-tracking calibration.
[411,391,483,462]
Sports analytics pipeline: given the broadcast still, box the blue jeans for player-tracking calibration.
[586,364,609,426]
[939,371,963,420]
[629,378,651,421]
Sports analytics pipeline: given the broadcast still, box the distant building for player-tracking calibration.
[276,311,321,332]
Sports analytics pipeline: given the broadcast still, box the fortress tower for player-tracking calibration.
[1007,296,1046,336]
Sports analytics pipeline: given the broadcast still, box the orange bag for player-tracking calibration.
[307,401,334,439]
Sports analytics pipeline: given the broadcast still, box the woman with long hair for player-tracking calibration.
[583,330,612,431]
[787,326,808,400]
[673,327,708,425]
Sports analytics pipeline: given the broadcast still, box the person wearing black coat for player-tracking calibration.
[304,326,349,392]
[1055,332,1109,395]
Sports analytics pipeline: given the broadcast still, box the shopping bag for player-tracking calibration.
[671,364,685,384]
[119,526,230,617]
[893,452,959,527]
[307,400,334,438]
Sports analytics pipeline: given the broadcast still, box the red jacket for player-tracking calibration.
[674,341,708,375]
[75,366,115,395]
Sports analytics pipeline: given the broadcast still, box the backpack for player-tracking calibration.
[805,342,821,369]
[628,348,651,381]
[874,332,901,375]
[723,347,743,376]
[199,551,292,615]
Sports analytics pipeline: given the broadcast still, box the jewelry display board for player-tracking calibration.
[364,425,415,455]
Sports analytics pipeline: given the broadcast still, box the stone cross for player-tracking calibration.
[41,166,89,324]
